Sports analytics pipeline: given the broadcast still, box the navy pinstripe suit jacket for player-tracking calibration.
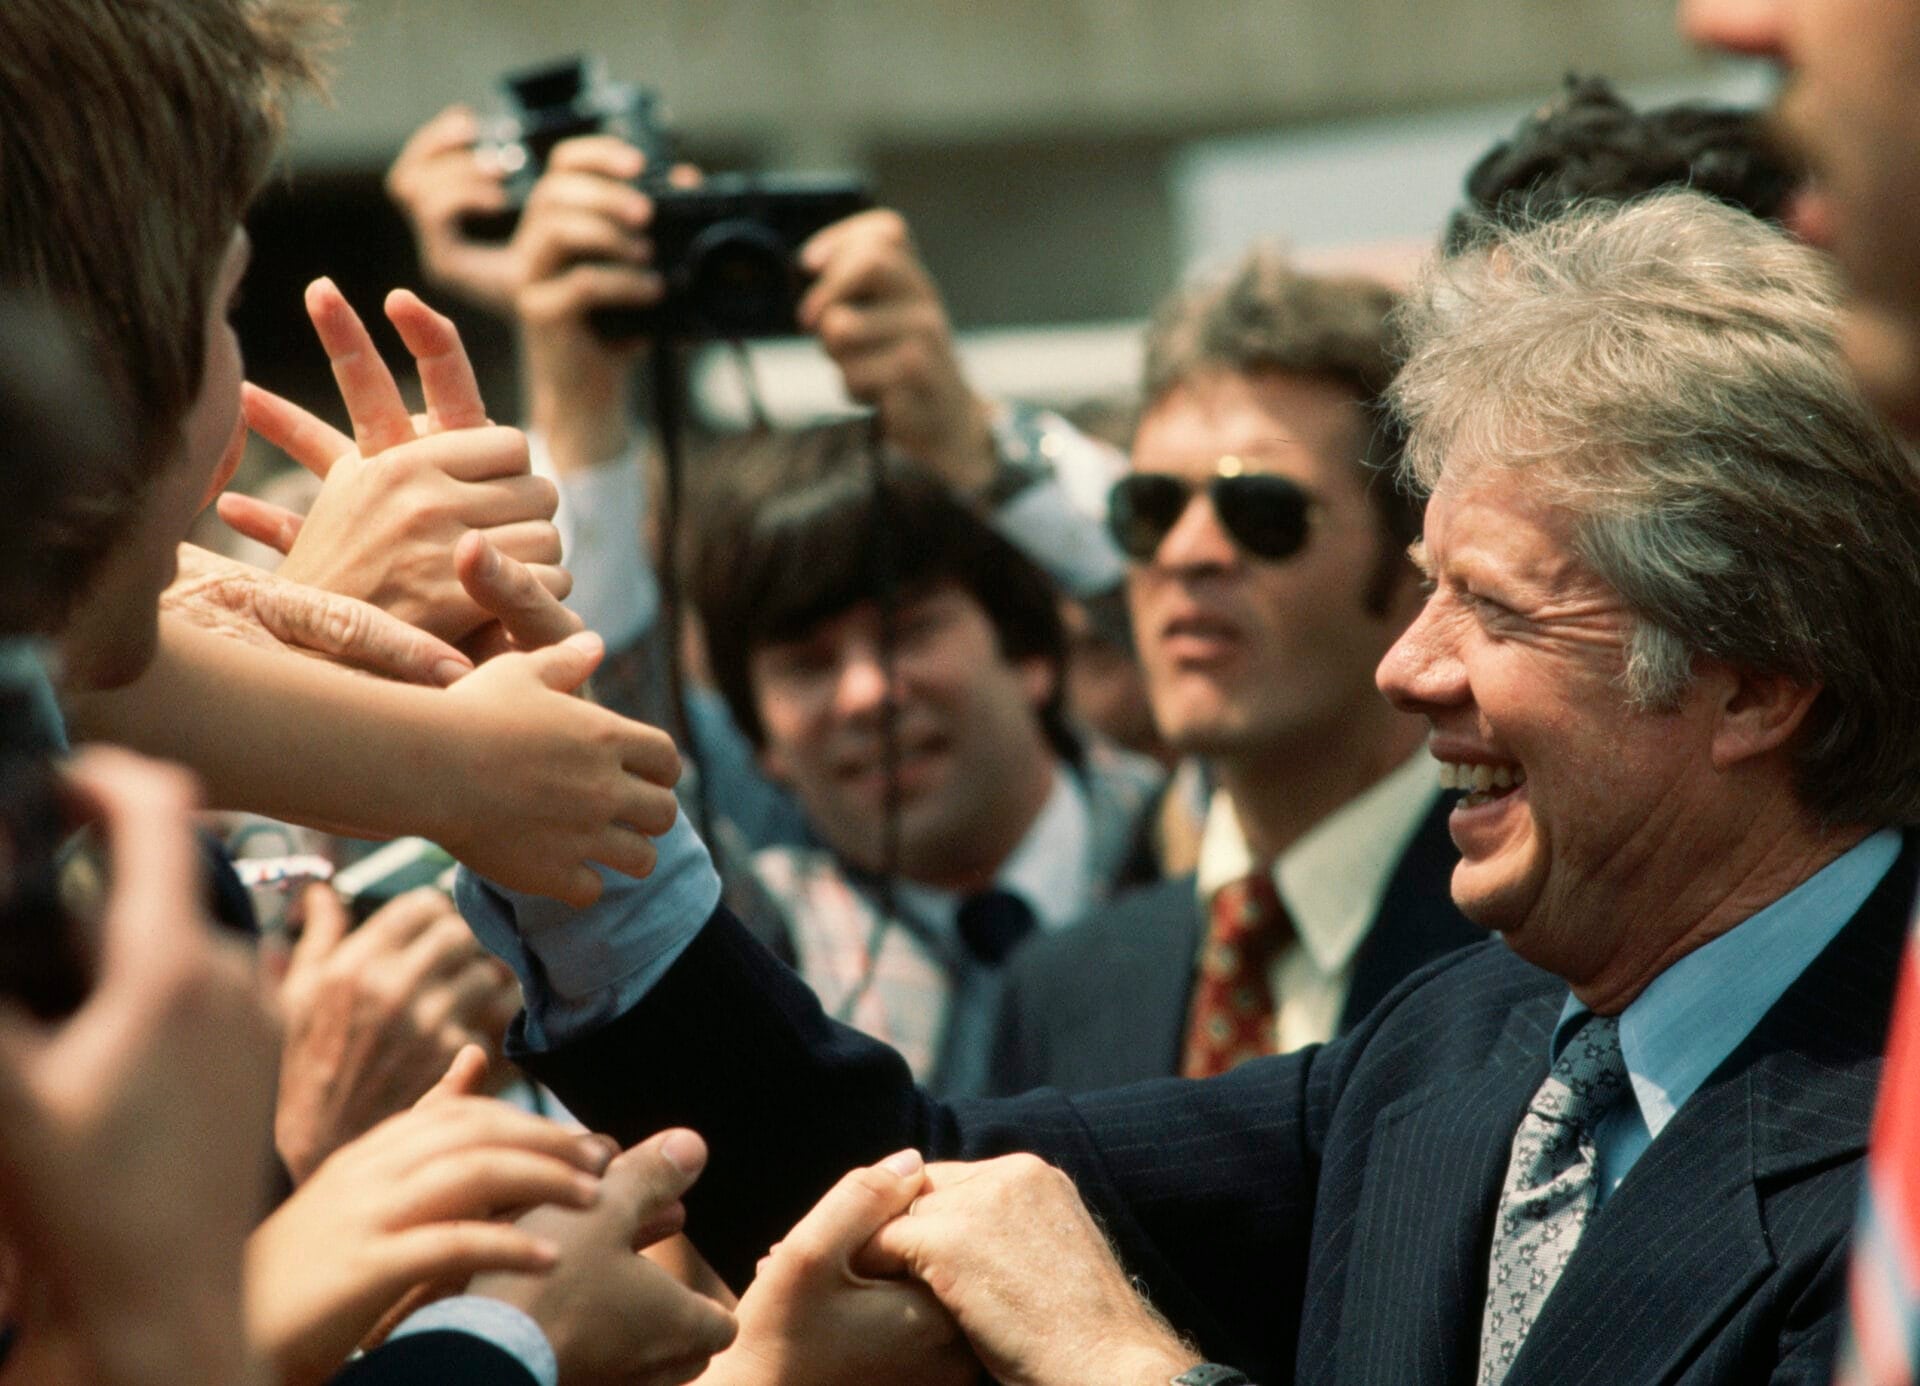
[518,836,1915,1386]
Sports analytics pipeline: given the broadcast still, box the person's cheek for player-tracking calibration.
[199,414,248,511]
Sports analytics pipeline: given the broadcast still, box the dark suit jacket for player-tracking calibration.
[986,793,1479,1094]
[516,836,1915,1386]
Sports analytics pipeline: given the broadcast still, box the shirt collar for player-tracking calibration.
[1196,750,1443,975]
[892,764,1093,937]
[1554,826,1902,1141]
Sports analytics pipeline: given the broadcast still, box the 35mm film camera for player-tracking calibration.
[465,57,871,341]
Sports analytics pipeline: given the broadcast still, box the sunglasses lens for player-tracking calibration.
[1214,474,1311,561]
[1108,474,1192,560]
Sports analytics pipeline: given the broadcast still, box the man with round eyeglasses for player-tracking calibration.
[985,247,1478,1095]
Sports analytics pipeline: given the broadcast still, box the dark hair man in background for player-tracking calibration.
[988,250,1477,1094]
[692,439,1159,1095]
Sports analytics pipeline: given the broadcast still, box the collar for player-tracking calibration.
[892,764,1093,938]
[1554,826,1902,1141]
[1196,750,1442,974]
[0,639,68,753]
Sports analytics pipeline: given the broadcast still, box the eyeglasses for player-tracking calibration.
[1107,458,1316,563]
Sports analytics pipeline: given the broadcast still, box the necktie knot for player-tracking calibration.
[1530,1014,1628,1128]
[955,888,1036,966]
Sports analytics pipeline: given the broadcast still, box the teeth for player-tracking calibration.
[1433,758,1526,793]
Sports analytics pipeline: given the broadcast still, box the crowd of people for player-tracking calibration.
[3,0,1919,1382]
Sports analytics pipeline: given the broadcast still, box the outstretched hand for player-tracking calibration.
[468,1128,739,1386]
[246,1048,617,1386]
[219,279,567,648]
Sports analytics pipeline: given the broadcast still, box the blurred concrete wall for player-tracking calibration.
[298,0,1709,166]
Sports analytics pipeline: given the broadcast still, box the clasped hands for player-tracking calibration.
[711,1150,1196,1386]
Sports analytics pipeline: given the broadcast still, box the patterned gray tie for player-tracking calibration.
[1477,1013,1630,1386]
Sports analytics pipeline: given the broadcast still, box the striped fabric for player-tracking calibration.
[1836,918,1920,1386]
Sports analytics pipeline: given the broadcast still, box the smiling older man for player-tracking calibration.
[461,189,1920,1386]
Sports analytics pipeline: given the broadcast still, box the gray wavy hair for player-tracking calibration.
[1391,190,1920,826]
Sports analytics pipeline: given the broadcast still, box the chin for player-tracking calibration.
[61,619,160,691]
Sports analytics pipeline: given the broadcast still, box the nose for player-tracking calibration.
[830,640,894,723]
[1152,489,1240,574]
[1376,594,1467,716]
[1678,0,1789,58]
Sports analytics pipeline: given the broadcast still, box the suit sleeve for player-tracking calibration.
[513,903,1333,1380]
[328,1332,540,1386]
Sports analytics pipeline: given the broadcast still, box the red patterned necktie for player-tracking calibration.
[1181,870,1292,1078]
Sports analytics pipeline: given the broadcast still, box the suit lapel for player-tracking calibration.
[1505,837,1913,1385]
[1334,997,1556,1386]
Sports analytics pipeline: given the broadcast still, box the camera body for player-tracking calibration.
[466,56,871,341]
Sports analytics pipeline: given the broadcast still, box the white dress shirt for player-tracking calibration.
[1195,750,1441,1053]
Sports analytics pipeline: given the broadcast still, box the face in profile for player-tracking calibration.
[58,229,251,690]
[1681,0,1920,431]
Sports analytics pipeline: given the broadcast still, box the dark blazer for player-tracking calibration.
[986,793,1478,1094]
[329,1332,539,1385]
[516,836,1916,1386]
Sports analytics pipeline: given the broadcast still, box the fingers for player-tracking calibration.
[524,630,605,694]
[422,1044,491,1104]
[480,520,564,569]
[254,582,475,687]
[621,724,683,789]
[305,277,416,457]
[242,382,354,480]
[781,1148,928,1275]
[456,532,582,652]
[377,1221,564,1289]
[587,824,659,882]
[385,290,488,432]
[397,1145,604,1226]
[600,1129,709,1247]
[288,884,352,974]
[215,491,305,554]
[543,135,648,182]
[355,887,462,955]
[797,209,921,328]
[66,750,205,973]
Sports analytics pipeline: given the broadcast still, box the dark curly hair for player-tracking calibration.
[1445,74,1800,253]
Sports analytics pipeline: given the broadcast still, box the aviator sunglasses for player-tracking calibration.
[1107,456,1317,562]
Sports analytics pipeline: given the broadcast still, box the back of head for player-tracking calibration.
[1446,74,1798,252]
[0,0,333,459]
[1140,245,1419,594]
[694,420,1071,756]
[0,297,136,638]
[1394,190,1920,826]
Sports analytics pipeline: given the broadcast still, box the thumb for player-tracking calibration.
[601,1128,708,1248]
[522,629,604,693]
[418,1043,490,1106]
[782,1148,927,1273]
[287,884,350,975]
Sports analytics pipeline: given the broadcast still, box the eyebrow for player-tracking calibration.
[1406,538,1431,575]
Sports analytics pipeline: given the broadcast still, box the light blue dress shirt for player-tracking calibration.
[1553,828,1902,1205]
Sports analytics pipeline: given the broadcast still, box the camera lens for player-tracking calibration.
[684,220,795,337]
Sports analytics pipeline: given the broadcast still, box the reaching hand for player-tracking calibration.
[436,629,681,904]
[798,209,996,491]
[246,1052,617,1386]
[220,279,567,647]
[455,530,585,661]
[468,1128,738,1386]
[0,748,280,1386]
[273,885,522,1183]
[511,135,665,475]
[385,105,519,313]
[859,1154,1198,1386]
[704,1150,975,1386]
[163,542,474,687]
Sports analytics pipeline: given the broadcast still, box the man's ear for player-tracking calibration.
[1707,662,1823,771]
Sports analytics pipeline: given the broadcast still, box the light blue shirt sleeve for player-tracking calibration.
[455,808,722,1051]
[387,1296,557,1386]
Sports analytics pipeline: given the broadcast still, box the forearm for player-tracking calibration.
[65,615,460,844]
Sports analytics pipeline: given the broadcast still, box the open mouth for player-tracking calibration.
[1436,759,1526,810]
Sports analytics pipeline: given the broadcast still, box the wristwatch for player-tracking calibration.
[1170,1365,1254,1386]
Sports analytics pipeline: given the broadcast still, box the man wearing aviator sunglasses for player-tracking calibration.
[986,248,1477,1095]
